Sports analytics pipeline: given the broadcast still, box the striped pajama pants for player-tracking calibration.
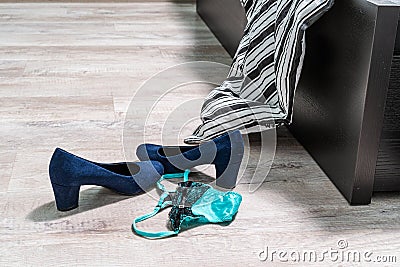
[184,0,334,144]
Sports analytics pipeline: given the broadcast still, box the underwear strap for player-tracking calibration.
[132,170,190,239]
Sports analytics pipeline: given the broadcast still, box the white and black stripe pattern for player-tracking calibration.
[184,0,334,144]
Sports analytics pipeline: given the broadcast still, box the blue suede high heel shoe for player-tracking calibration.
[136,130,244,189]
[49,148,164,211]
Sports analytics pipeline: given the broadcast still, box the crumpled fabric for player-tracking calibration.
[185,0,334,144]
[132,170,242,239]
[168,181,242,232]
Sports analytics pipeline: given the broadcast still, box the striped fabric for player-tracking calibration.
[184,0,334,144]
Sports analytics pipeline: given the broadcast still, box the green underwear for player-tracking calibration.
[132,169,242,239]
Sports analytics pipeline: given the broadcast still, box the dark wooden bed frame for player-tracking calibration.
[197,0,400,205]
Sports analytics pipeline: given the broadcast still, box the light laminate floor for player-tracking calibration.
[1,2,400,267]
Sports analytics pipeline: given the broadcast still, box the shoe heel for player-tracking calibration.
[215,161,242,189]
[214,131,244,189]
[51,183,80,211]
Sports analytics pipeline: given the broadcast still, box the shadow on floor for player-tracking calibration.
[26,187,133,222]
[27,171,215,222]
[247,127,400,232]
[165,0,232,79]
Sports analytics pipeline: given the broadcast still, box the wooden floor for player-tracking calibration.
[1,2,400,266]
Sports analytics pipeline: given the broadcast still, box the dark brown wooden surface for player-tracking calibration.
[395,24,400,54]
[374,56,400,191]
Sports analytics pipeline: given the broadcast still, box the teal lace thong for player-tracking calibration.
[132,169,242,239]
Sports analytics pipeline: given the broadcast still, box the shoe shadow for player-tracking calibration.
[28,172,216,223]
[189,171,215,183]
[27,187,133,222]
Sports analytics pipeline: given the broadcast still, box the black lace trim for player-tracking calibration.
[167,181,210,231]
[168,206,195,231]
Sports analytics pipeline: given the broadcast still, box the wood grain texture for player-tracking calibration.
[1,2,400,267]
[374,56,400,191]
